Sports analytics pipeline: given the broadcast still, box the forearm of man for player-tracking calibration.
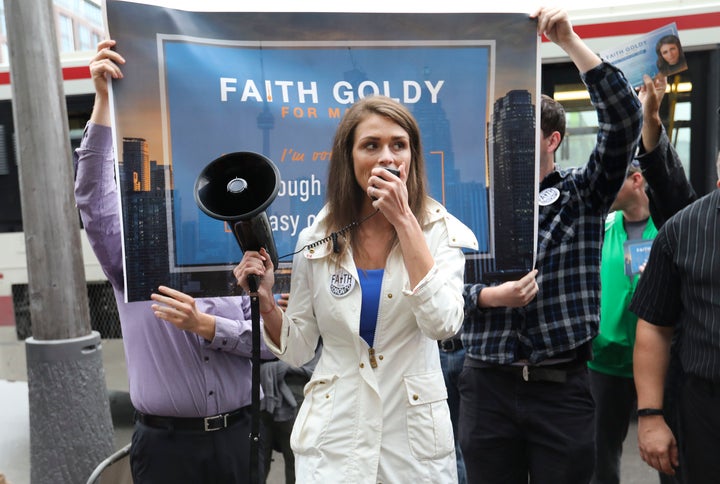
[641,111,663,153]
[559,33,602,74]
[90,92,111,127]
[633,319,673,409]
[478,285,508,308]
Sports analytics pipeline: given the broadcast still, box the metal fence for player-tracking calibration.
[12,281,122,340]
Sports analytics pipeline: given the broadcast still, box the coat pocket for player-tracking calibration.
[403,370,454,460]
[290,373,338,454]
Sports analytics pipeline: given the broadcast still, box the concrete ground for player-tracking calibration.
[0,326,659,484]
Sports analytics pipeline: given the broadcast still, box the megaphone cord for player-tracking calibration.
[277,209,380,262]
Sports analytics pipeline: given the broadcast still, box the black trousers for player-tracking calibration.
[588,369,636,484]
[458,365,595,484]
[130,407,266,484]
[680,374,720,483]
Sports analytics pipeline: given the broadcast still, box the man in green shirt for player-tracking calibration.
[588,74,695,484]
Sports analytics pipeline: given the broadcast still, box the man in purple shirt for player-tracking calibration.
[74,40,274,483]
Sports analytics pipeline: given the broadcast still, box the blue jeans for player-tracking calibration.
[440,347,467,484]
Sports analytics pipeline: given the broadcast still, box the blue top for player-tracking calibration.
[359,269,384,347]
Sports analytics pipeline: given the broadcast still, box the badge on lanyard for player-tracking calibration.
[538,187,561,206]
[329,269,355,298]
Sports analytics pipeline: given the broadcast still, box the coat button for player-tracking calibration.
[413,394,419,401]
[359,363,365,368]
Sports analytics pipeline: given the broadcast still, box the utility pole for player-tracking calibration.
[3,1,114,482]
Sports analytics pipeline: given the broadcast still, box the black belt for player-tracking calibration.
[439,338,463,352]
[464,357,585,383]
[135,406,249,432]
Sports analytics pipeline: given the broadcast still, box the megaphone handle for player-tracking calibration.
[247,274,260,293]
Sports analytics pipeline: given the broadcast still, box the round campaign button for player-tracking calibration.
[538,187,560,206]
[329,269,355,298]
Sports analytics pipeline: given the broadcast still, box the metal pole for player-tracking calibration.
[3,0,114,482]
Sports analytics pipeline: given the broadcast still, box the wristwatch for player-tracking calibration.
[637,408,664,417]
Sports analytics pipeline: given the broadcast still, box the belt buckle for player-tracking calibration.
[204,414,227,432]
[522,365,529,382]
[440,339,459,352]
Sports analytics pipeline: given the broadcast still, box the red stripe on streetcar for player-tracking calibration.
[0,295,15,327]
[0,65,90,85]
[575,12,720,39]
[62,65,91,80]
[542,12,720,41]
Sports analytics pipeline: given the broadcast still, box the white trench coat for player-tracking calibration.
[263,198,478,484]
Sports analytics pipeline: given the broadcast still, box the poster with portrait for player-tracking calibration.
[105,0,541,301]
[600,22,687,87]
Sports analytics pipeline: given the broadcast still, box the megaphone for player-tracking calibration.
[194,151,280,290]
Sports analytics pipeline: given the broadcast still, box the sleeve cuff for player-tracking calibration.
[205,316,240,350]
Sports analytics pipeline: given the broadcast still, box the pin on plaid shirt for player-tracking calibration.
[462,62,643,365]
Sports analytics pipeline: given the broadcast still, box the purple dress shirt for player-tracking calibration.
[74,122,274,418]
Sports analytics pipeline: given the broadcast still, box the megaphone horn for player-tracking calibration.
[194,151,281,272]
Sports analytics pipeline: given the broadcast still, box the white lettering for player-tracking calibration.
[297,82,319,104]
[240,80,263,102]
[222,79,446,104]
[333,81,354,104]
[276,174,322,202]
[220,77,237,102]
[404,81,421,103]
[425,80,444,103]
[268,214,300,237]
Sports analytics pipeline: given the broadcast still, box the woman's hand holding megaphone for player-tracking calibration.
[234,248,282,345]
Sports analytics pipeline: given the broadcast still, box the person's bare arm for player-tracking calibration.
[633,318,678,476]
[477,269,539,308]
[638,74,667,152]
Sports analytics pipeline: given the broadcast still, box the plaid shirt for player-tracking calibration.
[462,62,642,365]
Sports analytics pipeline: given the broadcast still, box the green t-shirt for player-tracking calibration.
[588,211,658,378]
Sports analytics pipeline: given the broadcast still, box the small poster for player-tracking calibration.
[624,239,653,277]
[600,22,688,87]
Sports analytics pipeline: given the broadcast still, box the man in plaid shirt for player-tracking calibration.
[458,7,643,484]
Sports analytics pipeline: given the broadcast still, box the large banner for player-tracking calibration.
[105,0,540,302]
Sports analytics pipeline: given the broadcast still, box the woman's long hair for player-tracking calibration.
[324,95,428,253]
